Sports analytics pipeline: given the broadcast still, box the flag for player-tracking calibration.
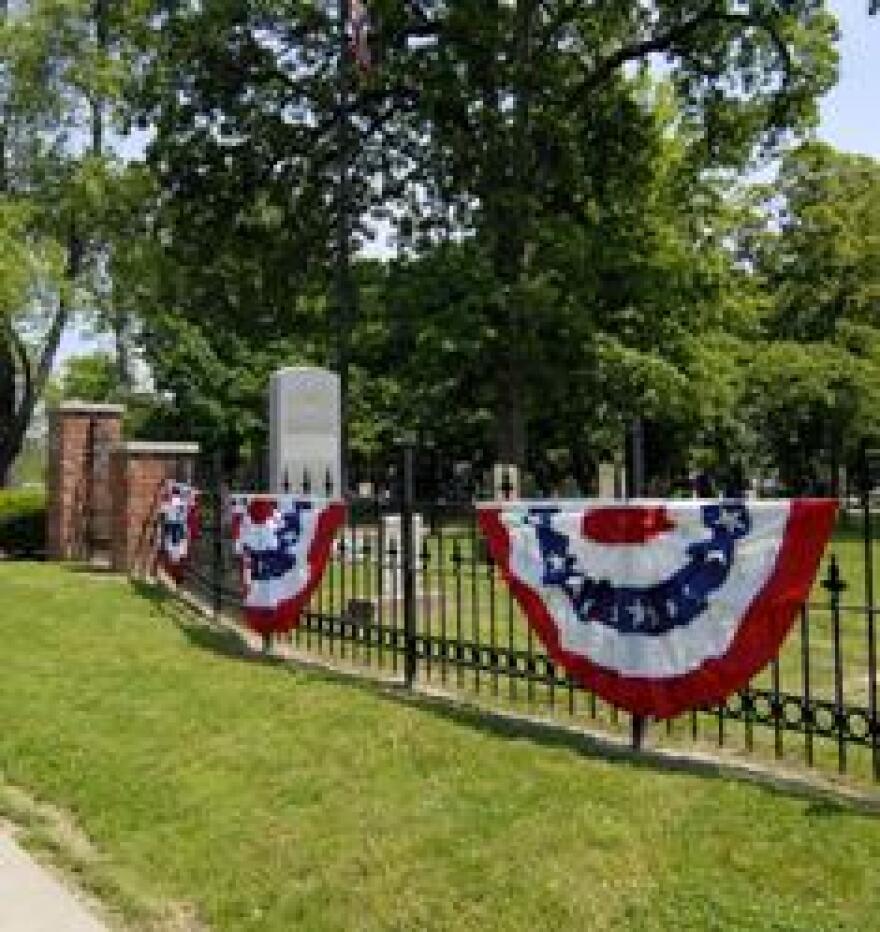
[230,495,346,635]
[478,499,838,719]
[158,481,200,582]
[347,0,372,72]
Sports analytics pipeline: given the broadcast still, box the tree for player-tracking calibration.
[758,142,880,342]
[366,0,843,464]
[0,0,143,483]
[738,143,880,488]
[135,1,855,475]
[48,350,121,403]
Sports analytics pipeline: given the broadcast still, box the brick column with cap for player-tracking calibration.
[47,402,125,561]
[110,442,200,576]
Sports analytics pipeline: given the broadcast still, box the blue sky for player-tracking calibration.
[821,0,880,158]
[58,2,880,366]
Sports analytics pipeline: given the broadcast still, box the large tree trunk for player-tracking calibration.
[112,305,133,391]
[94,0,131,392]
[0,305,70,486]
[491,0,534,469]
[0,0,84,485]
[0,331,18,486]
[0,231,80,486]
[0,323,34,487]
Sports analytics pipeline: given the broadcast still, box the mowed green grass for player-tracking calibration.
[3,564,878,931]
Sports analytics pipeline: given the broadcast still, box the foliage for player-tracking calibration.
[742,340,880,491]
[758,142,880,342]
[731,142,880,488]
[0,0,152,482]
[47,350,121,404]
[128,0,849,472]
[5,2,880,487]
[0,487,46,556]
[9,437,45,487]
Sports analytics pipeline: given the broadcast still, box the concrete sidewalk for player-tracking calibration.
[0,831,108,932]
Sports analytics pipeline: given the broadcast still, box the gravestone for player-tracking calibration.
[343,514,435,624]
[269,367,341,495]
[598,461,627,499]
[492,464,520,500]
[331,506,429,572]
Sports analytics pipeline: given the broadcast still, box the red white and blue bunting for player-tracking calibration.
[478,500,837,719]
[230,495,346,635]
[158,481,200,582]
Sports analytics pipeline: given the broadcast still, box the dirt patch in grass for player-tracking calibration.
[0,780,204,931]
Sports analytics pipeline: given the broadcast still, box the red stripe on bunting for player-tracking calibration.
[244,502,347,636]
[479,500,838,719]
[187,491,201,543]
[160,557,185,584]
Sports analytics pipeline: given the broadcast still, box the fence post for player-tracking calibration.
[401,435,418,688]
[627,421,647,751]
[212,449,224,620]
[860,440,878,781]
[823,553,848,774]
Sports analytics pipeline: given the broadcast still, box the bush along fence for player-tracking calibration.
[168,443,880,785]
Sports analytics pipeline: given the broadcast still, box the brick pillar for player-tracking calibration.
[110,442,200,576]
[47,402,125,561]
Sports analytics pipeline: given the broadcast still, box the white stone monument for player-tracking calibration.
[598,461,627,499]
[269,367,341,495]
[598,462,617,498]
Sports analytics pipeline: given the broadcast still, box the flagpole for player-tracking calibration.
[336,0,352,495]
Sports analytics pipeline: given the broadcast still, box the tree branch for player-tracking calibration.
[582,3,724,91]
[575,4,793,113]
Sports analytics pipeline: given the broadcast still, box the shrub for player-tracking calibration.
[0,488,47,558]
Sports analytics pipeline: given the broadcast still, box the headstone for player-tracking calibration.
[598,462,616,498]
[380,514,428,599]
[342,513,438,623]
[492,464,520,500]
[598,461,627,500]
[269,367,341,495]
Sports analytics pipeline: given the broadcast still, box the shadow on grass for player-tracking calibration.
[136,578,880,817]
[62,562,120,576]
[130,577,175,606]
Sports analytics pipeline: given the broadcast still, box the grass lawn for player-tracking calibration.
[1,563,879,931]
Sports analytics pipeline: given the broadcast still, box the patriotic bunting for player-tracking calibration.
[158,481,200,582]
[230,495,346,635]
[478,500,837,719]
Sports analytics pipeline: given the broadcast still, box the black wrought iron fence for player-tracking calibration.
[181,444,880,784]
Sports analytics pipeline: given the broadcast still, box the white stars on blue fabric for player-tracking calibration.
[532,502,752,637]
[245,503,314,582]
